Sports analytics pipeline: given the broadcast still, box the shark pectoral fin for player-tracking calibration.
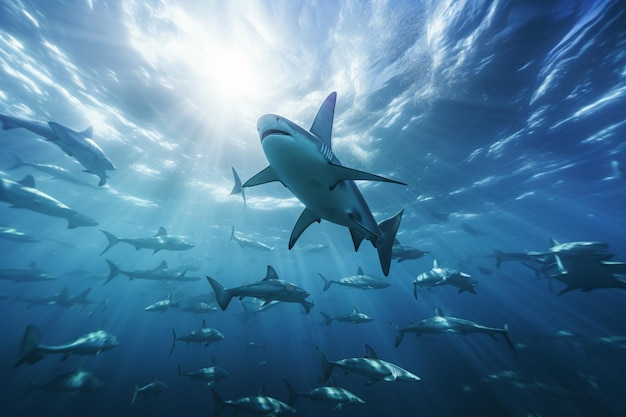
[326,164,406,190]
[289,209,320,249]
[243,166,281,187]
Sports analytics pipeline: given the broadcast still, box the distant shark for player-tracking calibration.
[169,319,224,357]
[392,307,514,349]
[207,265,314,313]
[104,259,193,285]
[14,325,119,367]
[0,114,115,186]
[0,262,56,283]
[242,92,405,276]
[0,175,98,228]
[320,306,374,326]
[230,225,274,251]
[131,379,168,406]
[25,361,104,395]
[178,364,229,387]
[100,227,195,255]
[8,154,99,189]
[318,267,390,291]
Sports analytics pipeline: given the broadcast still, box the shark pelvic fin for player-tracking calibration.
[310,92,336,144]
[289,208,320,249]
[243,166,281,187]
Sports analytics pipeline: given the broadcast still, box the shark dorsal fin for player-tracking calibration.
[352,306,358,314]
[157,261,168,269]
[18,175,36,188]
[264,265,279,281]
[82,126,93,138]
[166,292,172,300]
[201,319,207,329]
[155,227,167,237]
[357,267,364,275]
[433,259,439,268]
[435,307,445,317]
[364,344,378,359]
[310,92,336,145]
[258,385,267,397]
[549,238,559,247]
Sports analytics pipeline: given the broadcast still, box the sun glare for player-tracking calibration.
[124,2,268,108]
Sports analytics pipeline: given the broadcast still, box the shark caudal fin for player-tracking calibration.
[99,230,119,256]
[318,273,332,291]
[316,345,333,383]
[104,259,121,285]
[13,325,43,367]
[389,322,404,347]
[8,154,28,170]
[320,312,333,326]
[131,384,139,406]
[206,277,233,311]
[211,388,226,417]
[375,210,404,276]
[503,324,515,350]
[283,379,298,406]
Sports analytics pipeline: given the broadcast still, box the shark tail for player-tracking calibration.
[13,325,43,368]
[8,154,28,170]
[318,273,332,291]
[320,312,333,326]
[168,329,177,358]
[502,324,515,350]
[206,276,233,311]
[211,388,226,417]
[99,230,119,256]
[283,379,298,406]
[389,322,404,347]
[375,209,404,276]
[316,345,333,383]
[104,259,121,285]
[131,384,139,406]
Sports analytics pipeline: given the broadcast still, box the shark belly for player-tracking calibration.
[262,136,379,234]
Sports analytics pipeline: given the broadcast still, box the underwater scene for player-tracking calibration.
[1,1,625,416]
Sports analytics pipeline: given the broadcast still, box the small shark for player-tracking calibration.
[131,379,168,406]
[0,114,115,186]
[230,226,274,251]
[230,166,246,209]
[26,361,104,394]
[207,265,314,313]
[144,293,180,313]
[0,175,98,228]
[283,379,364,410]
[0,262,56,283]
[100,227,195,255]
[392,307,514,349]
[242,92,405,276]
[548,255,626,294]
[169,319,224,357]
[318,267,390,291]
[14,325,119,367]
[16,287,96,310]
[104,259,192,285]
[178,365,229,386]
[211,386,295,417]
[0,226,38,242]
[8,154,99,188]
[320,306,374,326]
[461,223,486,237]
[412,260,476,299]
[179,302,218,314]
[391,239,429,263]
[317,344,420,385]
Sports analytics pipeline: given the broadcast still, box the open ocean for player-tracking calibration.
[1,1,625,416]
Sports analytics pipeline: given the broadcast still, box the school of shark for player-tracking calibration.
[2,92,626,415]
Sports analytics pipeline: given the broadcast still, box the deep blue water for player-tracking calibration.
[1,1,626,416]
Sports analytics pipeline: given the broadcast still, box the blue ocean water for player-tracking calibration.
[1,0,625,416]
